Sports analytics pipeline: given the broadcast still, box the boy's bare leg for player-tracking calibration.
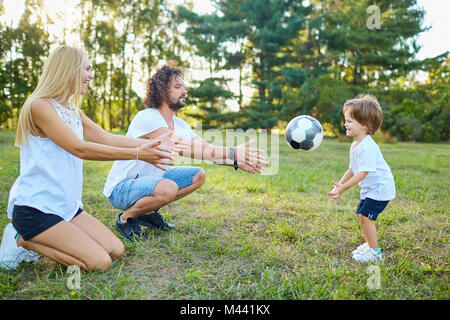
[358,214,378,248]
[358,214,368,243]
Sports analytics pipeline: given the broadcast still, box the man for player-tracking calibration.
[103,65,267,241]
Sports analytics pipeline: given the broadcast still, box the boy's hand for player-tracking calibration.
[327,182,345,201]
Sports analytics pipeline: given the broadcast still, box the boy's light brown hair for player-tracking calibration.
[343,94,383,135]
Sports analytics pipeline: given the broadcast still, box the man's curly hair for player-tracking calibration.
[144,65,184,109]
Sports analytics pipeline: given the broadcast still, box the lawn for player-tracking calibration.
[0,130,448,300]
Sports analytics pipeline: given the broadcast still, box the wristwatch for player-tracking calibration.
[228,146,238,171]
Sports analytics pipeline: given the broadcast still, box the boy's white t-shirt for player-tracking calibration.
[349,135,396,201]
[103,108,197,198]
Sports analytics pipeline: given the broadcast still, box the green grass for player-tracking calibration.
[0,130,448,300]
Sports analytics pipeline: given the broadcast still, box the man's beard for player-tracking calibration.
[168,96,186,112]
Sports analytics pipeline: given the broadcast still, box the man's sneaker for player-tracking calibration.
[136,210,175,230]
[352,242,369,256]
[0,224,38,270]
[115,214,148,241]
[353,247,383,263]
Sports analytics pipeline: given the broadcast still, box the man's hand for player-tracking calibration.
[237,162,265,174]
[235,140,269,168]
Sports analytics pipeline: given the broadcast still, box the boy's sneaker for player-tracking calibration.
[352,242,369,256]
[353,247,383,263]
[115,214,149,241]
[0,223,38,270]
[136,210,175,230]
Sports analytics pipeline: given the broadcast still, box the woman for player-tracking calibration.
[8,45,175,272]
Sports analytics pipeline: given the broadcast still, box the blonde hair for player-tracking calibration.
[343,94,383,135]
[15,45,88,146]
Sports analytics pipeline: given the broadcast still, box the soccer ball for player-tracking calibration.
[285,115,323,151]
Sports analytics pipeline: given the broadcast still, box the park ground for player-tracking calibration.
[0,130,448,300]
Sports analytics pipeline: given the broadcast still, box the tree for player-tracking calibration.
[178,5,236,128]
[0,0,50,128]
[306,0,428,134]
[317,0,425,87]
[180,0,311,130]
[383,54,449,142]
[215,0,311,130]
[0,3,12,126]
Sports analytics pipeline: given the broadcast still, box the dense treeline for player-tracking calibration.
[0,0,448,141]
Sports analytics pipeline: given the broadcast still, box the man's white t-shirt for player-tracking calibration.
[103,108,197,198]
[349,135,396,201]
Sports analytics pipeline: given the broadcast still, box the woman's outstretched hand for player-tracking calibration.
[137,139,176,171]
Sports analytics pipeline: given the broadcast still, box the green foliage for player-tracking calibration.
[0,1,50,127]
[0,0,448,141]
[235,0,311,129]
[177,6,236,128]
[382,56,449,142]
[318,0,425,86]
[186,77,236,129]
[384,96,449,142]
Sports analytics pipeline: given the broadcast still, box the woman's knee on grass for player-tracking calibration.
[83,249,113,272]
[17,235,113,272]
[109,239,125,259]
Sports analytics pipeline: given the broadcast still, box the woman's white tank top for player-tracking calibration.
[7,98,84,221]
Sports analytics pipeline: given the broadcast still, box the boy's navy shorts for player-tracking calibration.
[12,205,83,241]
[356,198,389,221]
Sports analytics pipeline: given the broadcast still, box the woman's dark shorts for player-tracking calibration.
[12,205,83,241]
[356,198,389,221]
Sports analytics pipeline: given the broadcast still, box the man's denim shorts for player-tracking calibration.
[356,197,389,221]
[108,166,202,211]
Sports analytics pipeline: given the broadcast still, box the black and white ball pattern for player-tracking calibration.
[285,115,323,151]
